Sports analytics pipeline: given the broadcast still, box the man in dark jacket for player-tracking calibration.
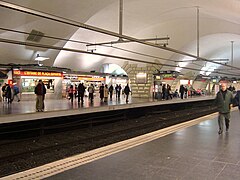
[108,85,113,100]
[35,80,46,112]
[77,83,85,103]
[215,83,233,134]
[124,84,131,102]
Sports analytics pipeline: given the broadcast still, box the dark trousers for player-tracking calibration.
[125,94,129,102]
[89,93,94,102]
[78,93,84,102]
[117,92,121,99]
[180,93,184,99]
[109,92,113,100]
[218,113,230,131]
[69,93,73,102]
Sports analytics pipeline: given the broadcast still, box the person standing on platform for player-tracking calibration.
[158,83,163,100]
[35,80,46,112]
[162,84,166,100]
[124,84,131,103]
[115,84,119,99]
[88,84,94,103]
[104,84,109,102]
[77,83,85,104]
[234,90,240,110]
[99,83,104,102]
[215,83,234,134]
[180,85,185,99]
[5,84,12,103]
[68,85,74,103]
[166,84,172,100]
[12,83,20,102]
[118,84,122,100]
[108,84,113,100]
[1,83,6,101]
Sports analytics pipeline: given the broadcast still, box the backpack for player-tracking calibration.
[13,86,19,94]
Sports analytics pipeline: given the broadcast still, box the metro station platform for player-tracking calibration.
[0,95,214,124]
[4,108,239,180]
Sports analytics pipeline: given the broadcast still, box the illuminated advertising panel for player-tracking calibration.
[13,70,63,77]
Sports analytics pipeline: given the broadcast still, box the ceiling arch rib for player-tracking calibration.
[1,1,239,71]
[1,37,240,77]
[0,0,239,77]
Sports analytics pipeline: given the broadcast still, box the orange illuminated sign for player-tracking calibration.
[78,77,105,81]
[13,70,62,77]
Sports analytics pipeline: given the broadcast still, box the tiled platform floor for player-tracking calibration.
[0,95,215,124]
[0,95,213,116]
[48,110,240,180]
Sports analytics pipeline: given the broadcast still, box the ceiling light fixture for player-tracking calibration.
[35,54,49,61]
[35,54,49,66]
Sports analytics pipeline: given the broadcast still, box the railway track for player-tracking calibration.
[0,103,216,177]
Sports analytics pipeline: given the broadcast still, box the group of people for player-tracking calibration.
[157,83,196,100]
[1,80,46,112]
[67,83,131,103]
[1,83,20,103]
[179,84,189,99]
[157,84,173,100]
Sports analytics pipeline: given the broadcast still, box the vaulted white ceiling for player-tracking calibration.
[1,0,240,77]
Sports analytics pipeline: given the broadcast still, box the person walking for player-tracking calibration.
[35,80,46,112]
[124,84,131,102]
[215,83,234,134]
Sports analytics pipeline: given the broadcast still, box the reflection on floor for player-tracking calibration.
[49,110,240,180]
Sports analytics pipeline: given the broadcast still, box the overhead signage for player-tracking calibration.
[162,74,176,80]
[78,77,105,81]
[64,75,105,81]
[158,70,179,75]
[195,75,211,81]
[13,70,63,77]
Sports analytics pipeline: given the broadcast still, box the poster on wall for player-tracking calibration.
[136,73,147,84]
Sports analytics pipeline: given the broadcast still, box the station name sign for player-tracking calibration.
[13,70,63,77]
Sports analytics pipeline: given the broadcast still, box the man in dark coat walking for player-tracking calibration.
[215,83,234,134]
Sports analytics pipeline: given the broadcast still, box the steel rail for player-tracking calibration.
[0,27,180,63]
[0,27,232,71]
[0,1,240,71]
[86,37,169,47]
